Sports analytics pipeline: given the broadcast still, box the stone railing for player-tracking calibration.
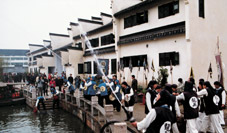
[60,91,128,133]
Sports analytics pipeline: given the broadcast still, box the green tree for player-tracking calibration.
[157,67,169,86]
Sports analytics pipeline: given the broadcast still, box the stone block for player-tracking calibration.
[113,122,127,133]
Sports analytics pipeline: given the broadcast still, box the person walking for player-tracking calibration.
[177,81,199,133]
[121,81,135,121]
[214,81,226,127]
[37,76,44,96]
[131,90,174,132]
[197,81,224,133]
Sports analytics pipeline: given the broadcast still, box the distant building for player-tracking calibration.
[0,49,29,73]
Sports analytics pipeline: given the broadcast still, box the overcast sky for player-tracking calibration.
[0,0,111,50]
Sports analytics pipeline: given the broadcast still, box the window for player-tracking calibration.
[84,62,91,74]
[199,0,205,18]
[78,64,84,74]
[24,62,28,65]
[29,57,32,61]
[158,1,179,19]
[93,61,98,74]
[124,11,148,29]
[86,38,99,49]
[11,62,23,66]
[11,57,24,60]
[76,42,82,48]
[101,34,115,46]
[24,57,28,60]
[111,59,117,74]
[120,55,147,67]
[159,52,179,66]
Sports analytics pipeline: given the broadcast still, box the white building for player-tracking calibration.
[112,0,227,87]
[0,49,29,73]
[71,13,116,78]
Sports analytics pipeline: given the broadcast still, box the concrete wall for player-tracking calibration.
[50,35,72,50]
[114,0,185,37]
[68,49,83,77]
[187,0,227,88]
[42,56,55,67]
[117,34,190,87]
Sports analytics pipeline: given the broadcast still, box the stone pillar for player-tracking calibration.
[104,105,114,120]
[113,122,127,133]
[91,96,98,105]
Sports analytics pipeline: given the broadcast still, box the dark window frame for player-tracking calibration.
[111,59,117,74]
[86,38,99,49]
[93,61,98,74]
[101,34,115,46]
[124,10,148,29]
[199,0,205,18]
[159,52,179,66]
[78,64,84,74]
[158,1,179,19]
[120,55,147,68]
[84,62,91,74]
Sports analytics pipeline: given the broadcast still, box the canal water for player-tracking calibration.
[0,105,92,133]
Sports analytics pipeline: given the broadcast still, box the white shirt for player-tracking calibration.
[122,87,134,100]
[85,81,92,87]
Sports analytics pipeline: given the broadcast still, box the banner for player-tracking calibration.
[215,55,224,85]
[98,59,109,76]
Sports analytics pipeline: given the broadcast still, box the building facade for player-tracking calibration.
[27,0,227,88]
[0,49,29,73]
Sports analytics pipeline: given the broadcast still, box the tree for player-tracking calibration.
[157,67,169,86]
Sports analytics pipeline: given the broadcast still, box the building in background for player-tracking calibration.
[0,49,29,73]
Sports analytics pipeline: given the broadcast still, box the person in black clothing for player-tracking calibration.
[121,81,135,121]
[56,76,63,92]
[68,74,73,85]
[214,81,226,126]
[197,81,224,133]
[177,81,199,133]
[163,84,181,133]
[145,80,158,114]
[132,89,174,132]
[43,76,48,96]
[131,75,138,102]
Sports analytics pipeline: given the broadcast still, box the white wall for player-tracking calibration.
[116,0,185,37]
[50,35,72,50]
[188,0,227,88]
[118,34,189,87]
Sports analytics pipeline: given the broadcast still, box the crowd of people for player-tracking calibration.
[27,71,226,133]
[2,72,27,83]
[131,78,226,133]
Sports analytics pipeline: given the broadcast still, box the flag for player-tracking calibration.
[170,60,173,74]
[151,59,155,72]
[143,58,149,72]
[215,36,224,85]
[190,67,194,78]
[118,61,120,72]
[129,58,133,72]
[138,60,140,71]
[208,62,212,78]
[215,54,224,85]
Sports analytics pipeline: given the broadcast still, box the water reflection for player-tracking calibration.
[0,105,92,133]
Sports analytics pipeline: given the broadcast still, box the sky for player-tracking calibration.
[0,0,111,50]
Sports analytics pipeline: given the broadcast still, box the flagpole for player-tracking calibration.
[170,60,173,84]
